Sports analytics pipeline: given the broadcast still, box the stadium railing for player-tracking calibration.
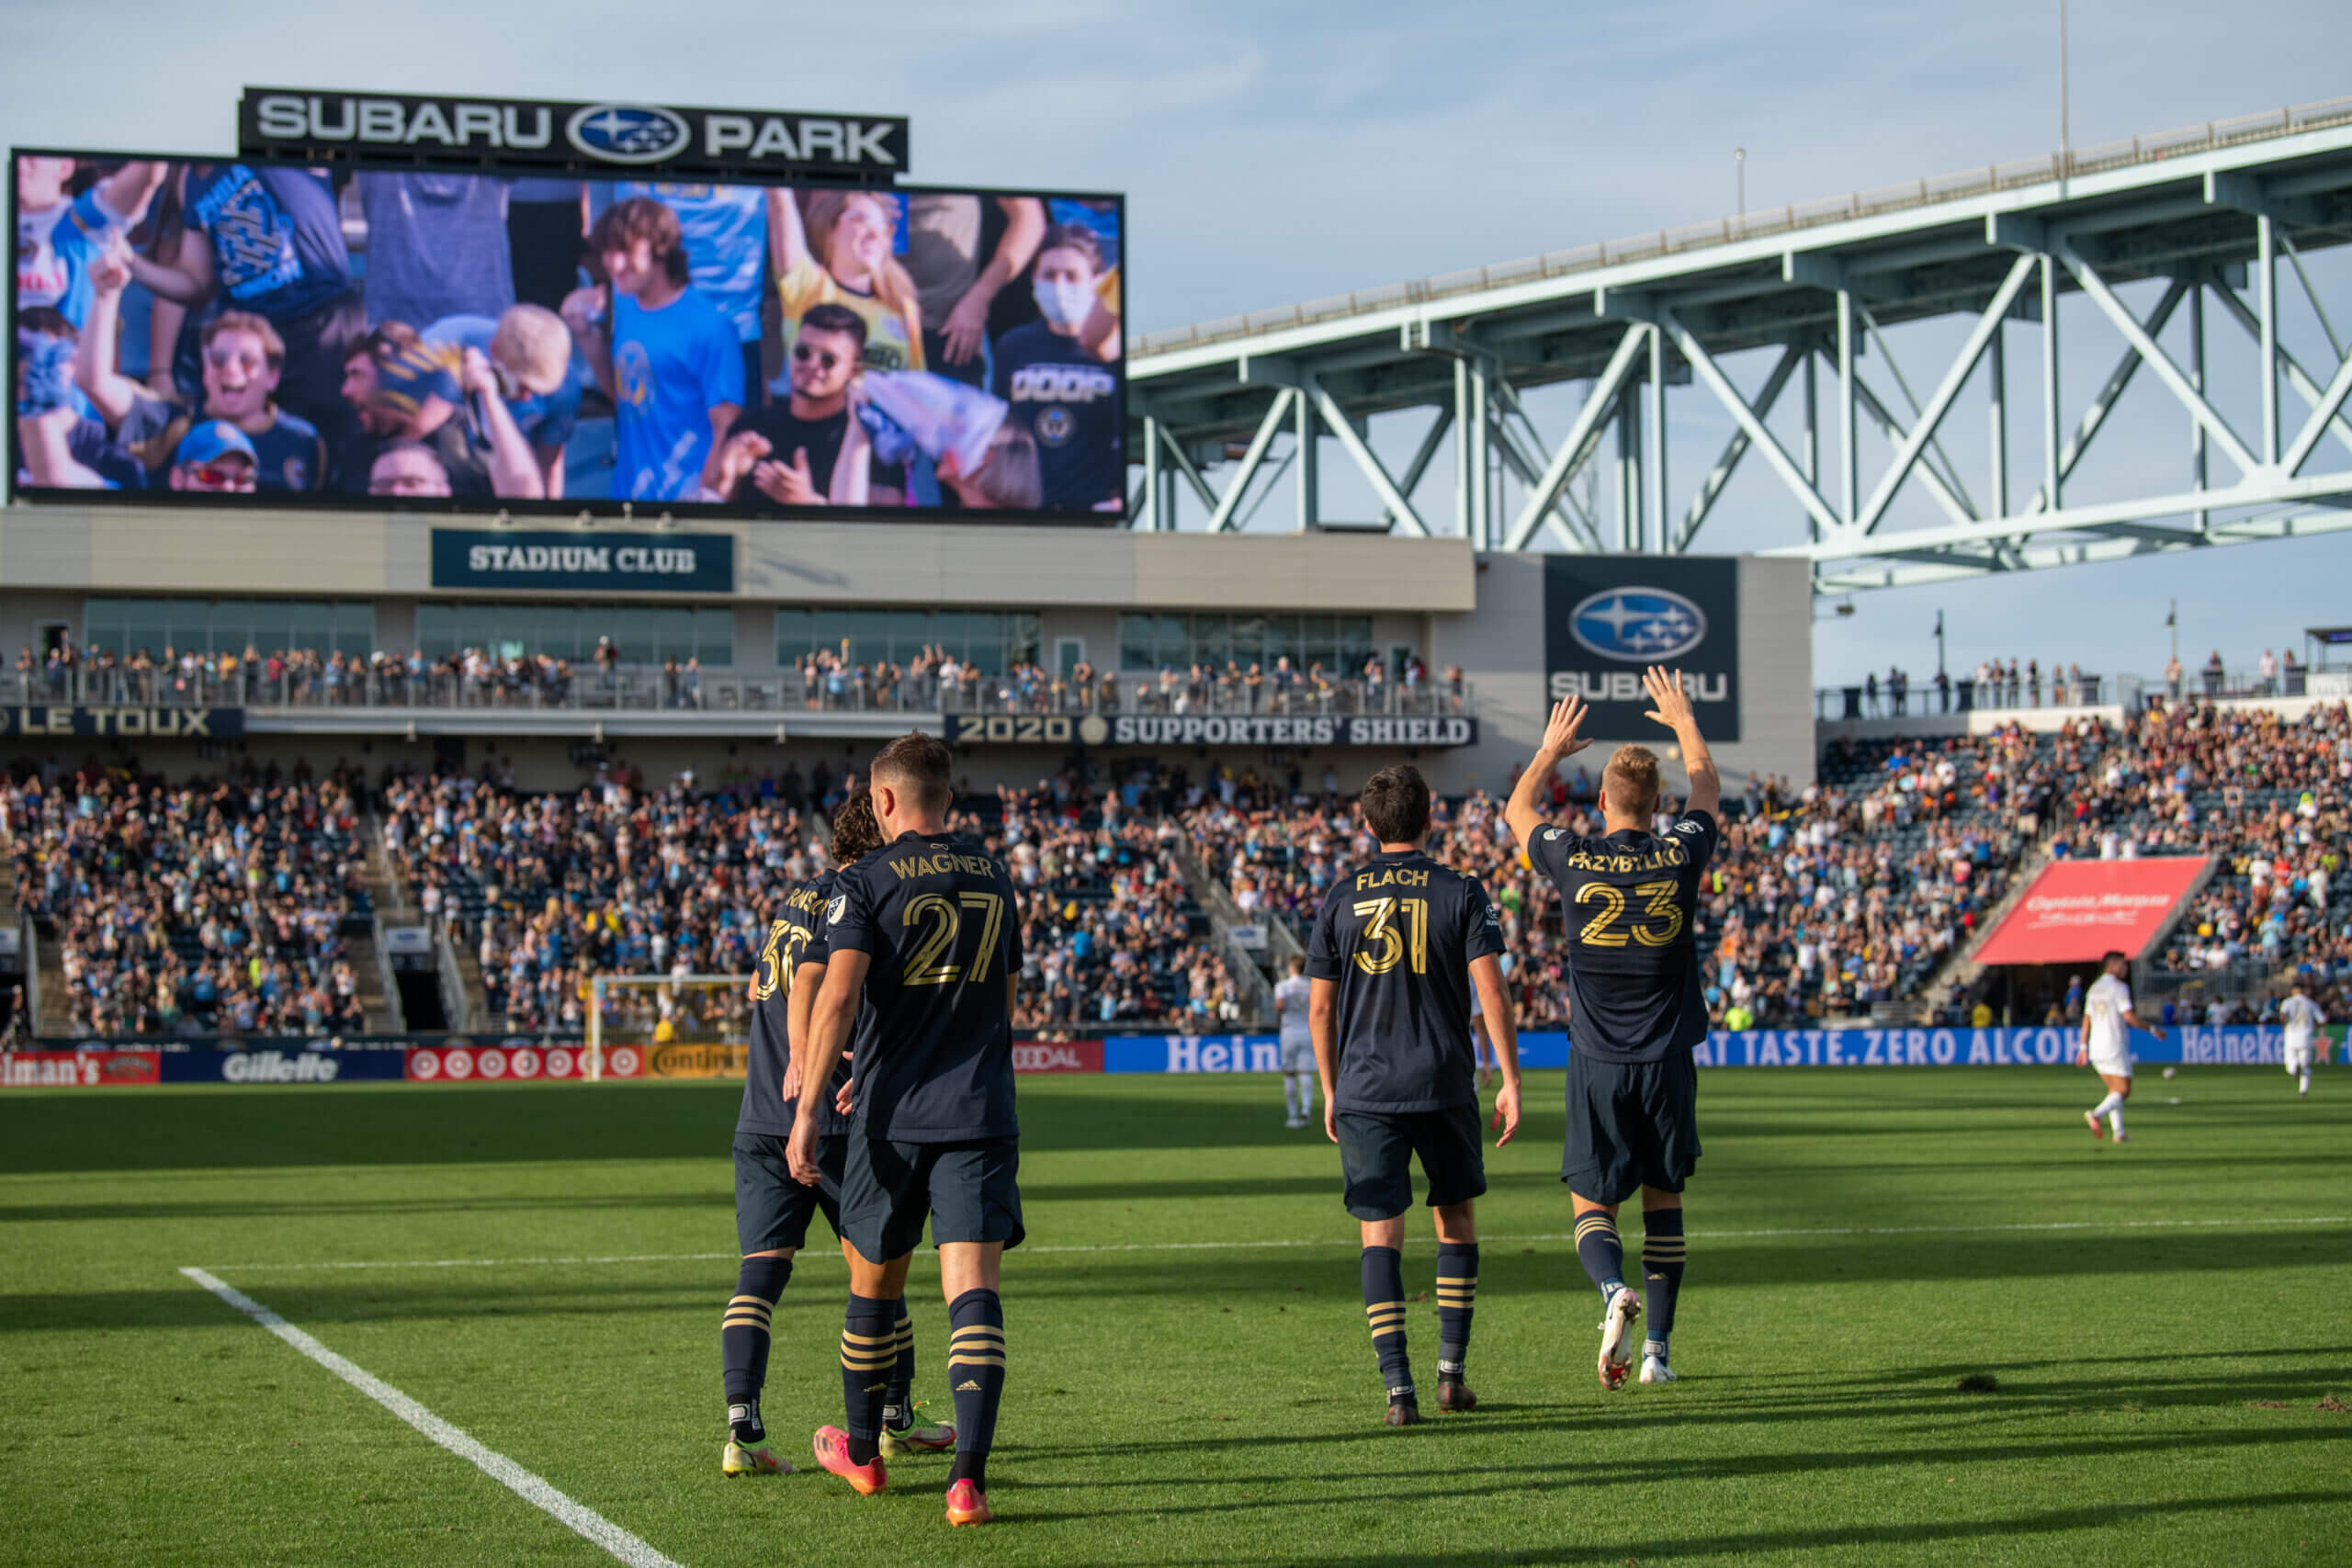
[1810,666,2337,719]
[0,668,1476,719]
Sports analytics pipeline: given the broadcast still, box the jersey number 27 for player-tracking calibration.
[904,892,1007,986]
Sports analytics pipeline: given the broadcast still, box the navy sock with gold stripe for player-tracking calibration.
[1362,1247,1413,1399]
[1434,1244,1477,1376]
[946,1289,1006,1490]
[1642,1208,1686,1356]
[722,1256,790,1440]
[883,1298,916,1428]
[840,1292,897,1463]
[1575,1210,1625,1301]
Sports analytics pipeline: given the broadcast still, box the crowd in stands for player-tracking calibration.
[3,761,371,1035]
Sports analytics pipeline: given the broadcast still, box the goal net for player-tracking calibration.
[584,974,755,1083]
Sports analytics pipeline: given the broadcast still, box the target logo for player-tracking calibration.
[607,1046,643,1078]
[510,1049,542,1079]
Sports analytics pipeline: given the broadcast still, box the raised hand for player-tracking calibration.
[1642,666,1696,730]
[1540,694,1593,761]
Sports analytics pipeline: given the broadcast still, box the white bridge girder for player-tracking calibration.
[1129,98,2352,591]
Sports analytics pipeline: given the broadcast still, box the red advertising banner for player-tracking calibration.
[1971,855,2211,965]
[403,1043,640,1082]
[0,1050,161,1088]
[1012,1039,1104,1074]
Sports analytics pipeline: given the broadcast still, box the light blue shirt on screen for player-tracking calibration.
[609,288,743,502]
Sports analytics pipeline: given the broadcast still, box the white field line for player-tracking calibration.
[191,1213,2352,1275]
[179,1268,686,1568]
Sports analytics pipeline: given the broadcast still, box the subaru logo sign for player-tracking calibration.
[1568,587,1708,662]
[565,103,691,164]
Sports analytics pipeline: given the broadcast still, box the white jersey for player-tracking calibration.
[1274,975,1311,1043]
[2085,974,2134,1065]
[2281,994,2324,1050]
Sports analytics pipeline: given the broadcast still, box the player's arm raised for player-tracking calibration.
[1642,667,1721,819]
[790,949,869,1185]
[1503,694,1593,851]
[1469,954,1521,1145]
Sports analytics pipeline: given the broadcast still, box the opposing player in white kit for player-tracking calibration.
[1275,955,1317,1128]
[2280,980,2327,1099]
[2077,951,2164,1143]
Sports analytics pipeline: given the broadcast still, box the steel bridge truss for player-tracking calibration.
[1128,108,2352,591]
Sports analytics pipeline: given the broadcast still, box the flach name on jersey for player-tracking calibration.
[1352,865,1430,891]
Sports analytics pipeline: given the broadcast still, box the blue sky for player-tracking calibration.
[6,0,2348,685]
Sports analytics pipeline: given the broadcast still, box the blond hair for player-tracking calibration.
[804,190,921,333]
[1602,744,1661,819]
[491,304,572,393]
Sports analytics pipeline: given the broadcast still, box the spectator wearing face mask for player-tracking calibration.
[74,247,324,492]
[991,224,1122,512]
[769,187,924,374]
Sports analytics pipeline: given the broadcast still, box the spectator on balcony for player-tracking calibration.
[2205,649,2226,696]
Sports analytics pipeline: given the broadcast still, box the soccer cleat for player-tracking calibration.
[1383,1396,1422,1427]
[1436,1376,1477,1412]
[722,1436,792,1476]
[944,1478,993,1526]
[881,1403,956,1456]
[810,1426,887,1495]
[1640,1354,1677,1384]
[1284,1115,1306,1129]
[2084,1110,2107,1140]
[1597,1284,1642,1391]
[2111,1132,2129,1144]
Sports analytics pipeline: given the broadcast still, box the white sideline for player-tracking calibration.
[192,1213,2352,1274]
[178,1268,686,1568]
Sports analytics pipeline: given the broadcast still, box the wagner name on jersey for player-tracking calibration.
[740,873,844,1137]
[1306,850,1503,1113]
[827,831,1023,1142]
[1527,810,1720,1063]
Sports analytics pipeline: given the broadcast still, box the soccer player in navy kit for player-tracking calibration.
[721,790,957,1473]
[1309,765,1521,1426]
[791,733,1023,1526]
[1505,668,1720,1392]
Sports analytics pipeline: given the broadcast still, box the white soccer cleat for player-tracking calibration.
[1284,1115,1306,1129]
[1639,1353,1677,1384]
[1597,1285,1642,1391]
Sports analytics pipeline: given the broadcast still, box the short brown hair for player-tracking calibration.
[589,197,691,287]
[1602,745,1661,818]
[829,787,883,863]
[872,731,954,814]
[202,311,286,369]
[1358,764,1430,843]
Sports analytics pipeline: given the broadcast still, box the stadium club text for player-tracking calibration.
[241,89,910,177]
[945,713,1479,749]
[430,530,733,592]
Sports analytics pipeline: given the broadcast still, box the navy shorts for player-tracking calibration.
[1562,1050,1702,1205]
[733,1132,843,1255]
[1335,1103,1487,1222]
[840,1135,1024,1263]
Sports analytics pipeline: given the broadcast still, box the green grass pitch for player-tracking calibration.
[3,1067,2348,1567]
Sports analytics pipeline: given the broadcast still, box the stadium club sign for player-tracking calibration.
[430,530,734,593]
[944,713,1479,749]
[241,89,910,177]
[0,705,244,738]
[1543,556,1741,740]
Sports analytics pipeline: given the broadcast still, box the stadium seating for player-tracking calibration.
[4,765,373,1035]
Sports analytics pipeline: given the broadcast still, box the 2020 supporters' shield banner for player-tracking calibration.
[1969,856,2213,964]
[1543,557,1741,740]
[12,150,1124,524]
